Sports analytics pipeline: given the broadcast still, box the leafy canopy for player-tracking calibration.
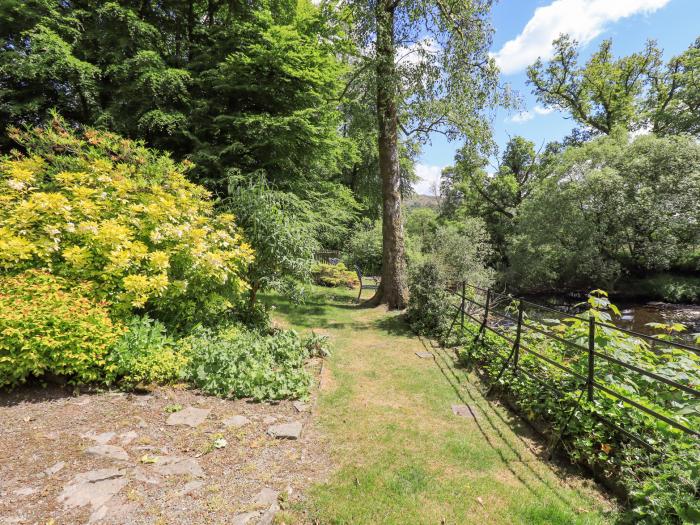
[528,36,700,136]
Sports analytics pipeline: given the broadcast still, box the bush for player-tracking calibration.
[343,219,383,275]
[456,292,700,523]
[182,327,315,400]
[0,270,123,387]
[0,116,253,329]
[429,221,494,288]
[311,262,359,288]
[406,261,452,339]
[106,316,187,388]
[226,180,318,305]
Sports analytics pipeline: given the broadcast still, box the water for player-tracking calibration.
[521,294,700,342]
[615,301,700,337]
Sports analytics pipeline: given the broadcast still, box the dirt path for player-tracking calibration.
[271,287,618,524]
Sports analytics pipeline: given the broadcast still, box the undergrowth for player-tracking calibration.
[409,281,700,524]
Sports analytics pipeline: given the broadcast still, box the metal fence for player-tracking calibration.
[313,250,342,264]
[446,282,700,453]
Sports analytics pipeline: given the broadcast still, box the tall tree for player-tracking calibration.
[646,38,700,136]
[341,0,504,308]
[528,36,700,137]
[0,0,353,196]
[442,136,556,266]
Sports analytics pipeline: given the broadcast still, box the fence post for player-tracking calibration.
[476,288,491,344]
[513,302,524,372]
[587,316,595,402]
[460,281,466,334]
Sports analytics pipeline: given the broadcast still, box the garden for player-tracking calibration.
[2,0,699,523]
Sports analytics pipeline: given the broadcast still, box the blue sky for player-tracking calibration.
[413,0,700,195]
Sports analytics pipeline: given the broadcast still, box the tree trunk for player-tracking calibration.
[249,281,260,307]
[366,0,409,309]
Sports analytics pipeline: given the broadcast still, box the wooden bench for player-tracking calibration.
[355,265,380,303]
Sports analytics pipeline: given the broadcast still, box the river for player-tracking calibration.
[521,294,700,342]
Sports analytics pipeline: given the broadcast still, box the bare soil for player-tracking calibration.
[0,369,331,525]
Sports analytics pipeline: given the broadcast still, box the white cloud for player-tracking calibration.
[508,111,534,123]
[396,38,439,66]
[492,0,671,75]
[534,105,555,115]
[413,164,444,196]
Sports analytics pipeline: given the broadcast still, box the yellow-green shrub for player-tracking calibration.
[0,270,123,387]
[311,262,359,288]
[0,116,253,328]
[106,316,188,388]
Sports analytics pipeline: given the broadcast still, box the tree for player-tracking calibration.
[441,136,556,266]
[0,0,353,197]
[527,36,700,137]
[527,36,659,135]
[646,38,700,136]
[338,71,418,219]
[188,7,349,195]
[341,0,504,308]
[226,179,318,306]
[506,131,700,291]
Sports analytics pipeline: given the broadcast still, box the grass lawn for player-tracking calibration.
[265,286,618,524]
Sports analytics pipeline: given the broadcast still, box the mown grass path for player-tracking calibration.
[268,286,618,524]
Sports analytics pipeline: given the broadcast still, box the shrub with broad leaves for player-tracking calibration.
[456,291,700,524]
[182,327,325,401]
[406,260,452,339]
[106,316,188,388]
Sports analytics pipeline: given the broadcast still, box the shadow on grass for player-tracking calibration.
[420,336,615,520]
[262,288,362,331]
[373,312,414,338]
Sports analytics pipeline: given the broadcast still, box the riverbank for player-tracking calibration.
[615,274,700,304]
[513,273,700,338]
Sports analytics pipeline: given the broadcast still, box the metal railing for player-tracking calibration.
[446,282,700,454]
[314,250,342,264]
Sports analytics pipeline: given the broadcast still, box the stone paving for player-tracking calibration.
[0,385,330,524]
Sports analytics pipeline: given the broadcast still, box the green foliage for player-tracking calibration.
[182,327,314,401]
[0,118,253,329]
[106,317,187,388]
[405,261,452,339]
[456,291,700,523]
[622,274,700,303]
[345,0,508,151]
[312,263,359,289]
[0,270,123,387]
[506,132,700,293]
[343,219,383,276]
[428,222,495,287]
[226,179,317,304]
[647,38,700,137]
[0,0,353,198]
[305,332,332,358]
[441,137,560,268]
[404,207,439,253]
[191,9,348,191]
[528,36,700,137]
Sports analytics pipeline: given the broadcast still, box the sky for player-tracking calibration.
[413,0,700,195]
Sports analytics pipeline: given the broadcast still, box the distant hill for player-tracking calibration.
[405,194,440,210]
